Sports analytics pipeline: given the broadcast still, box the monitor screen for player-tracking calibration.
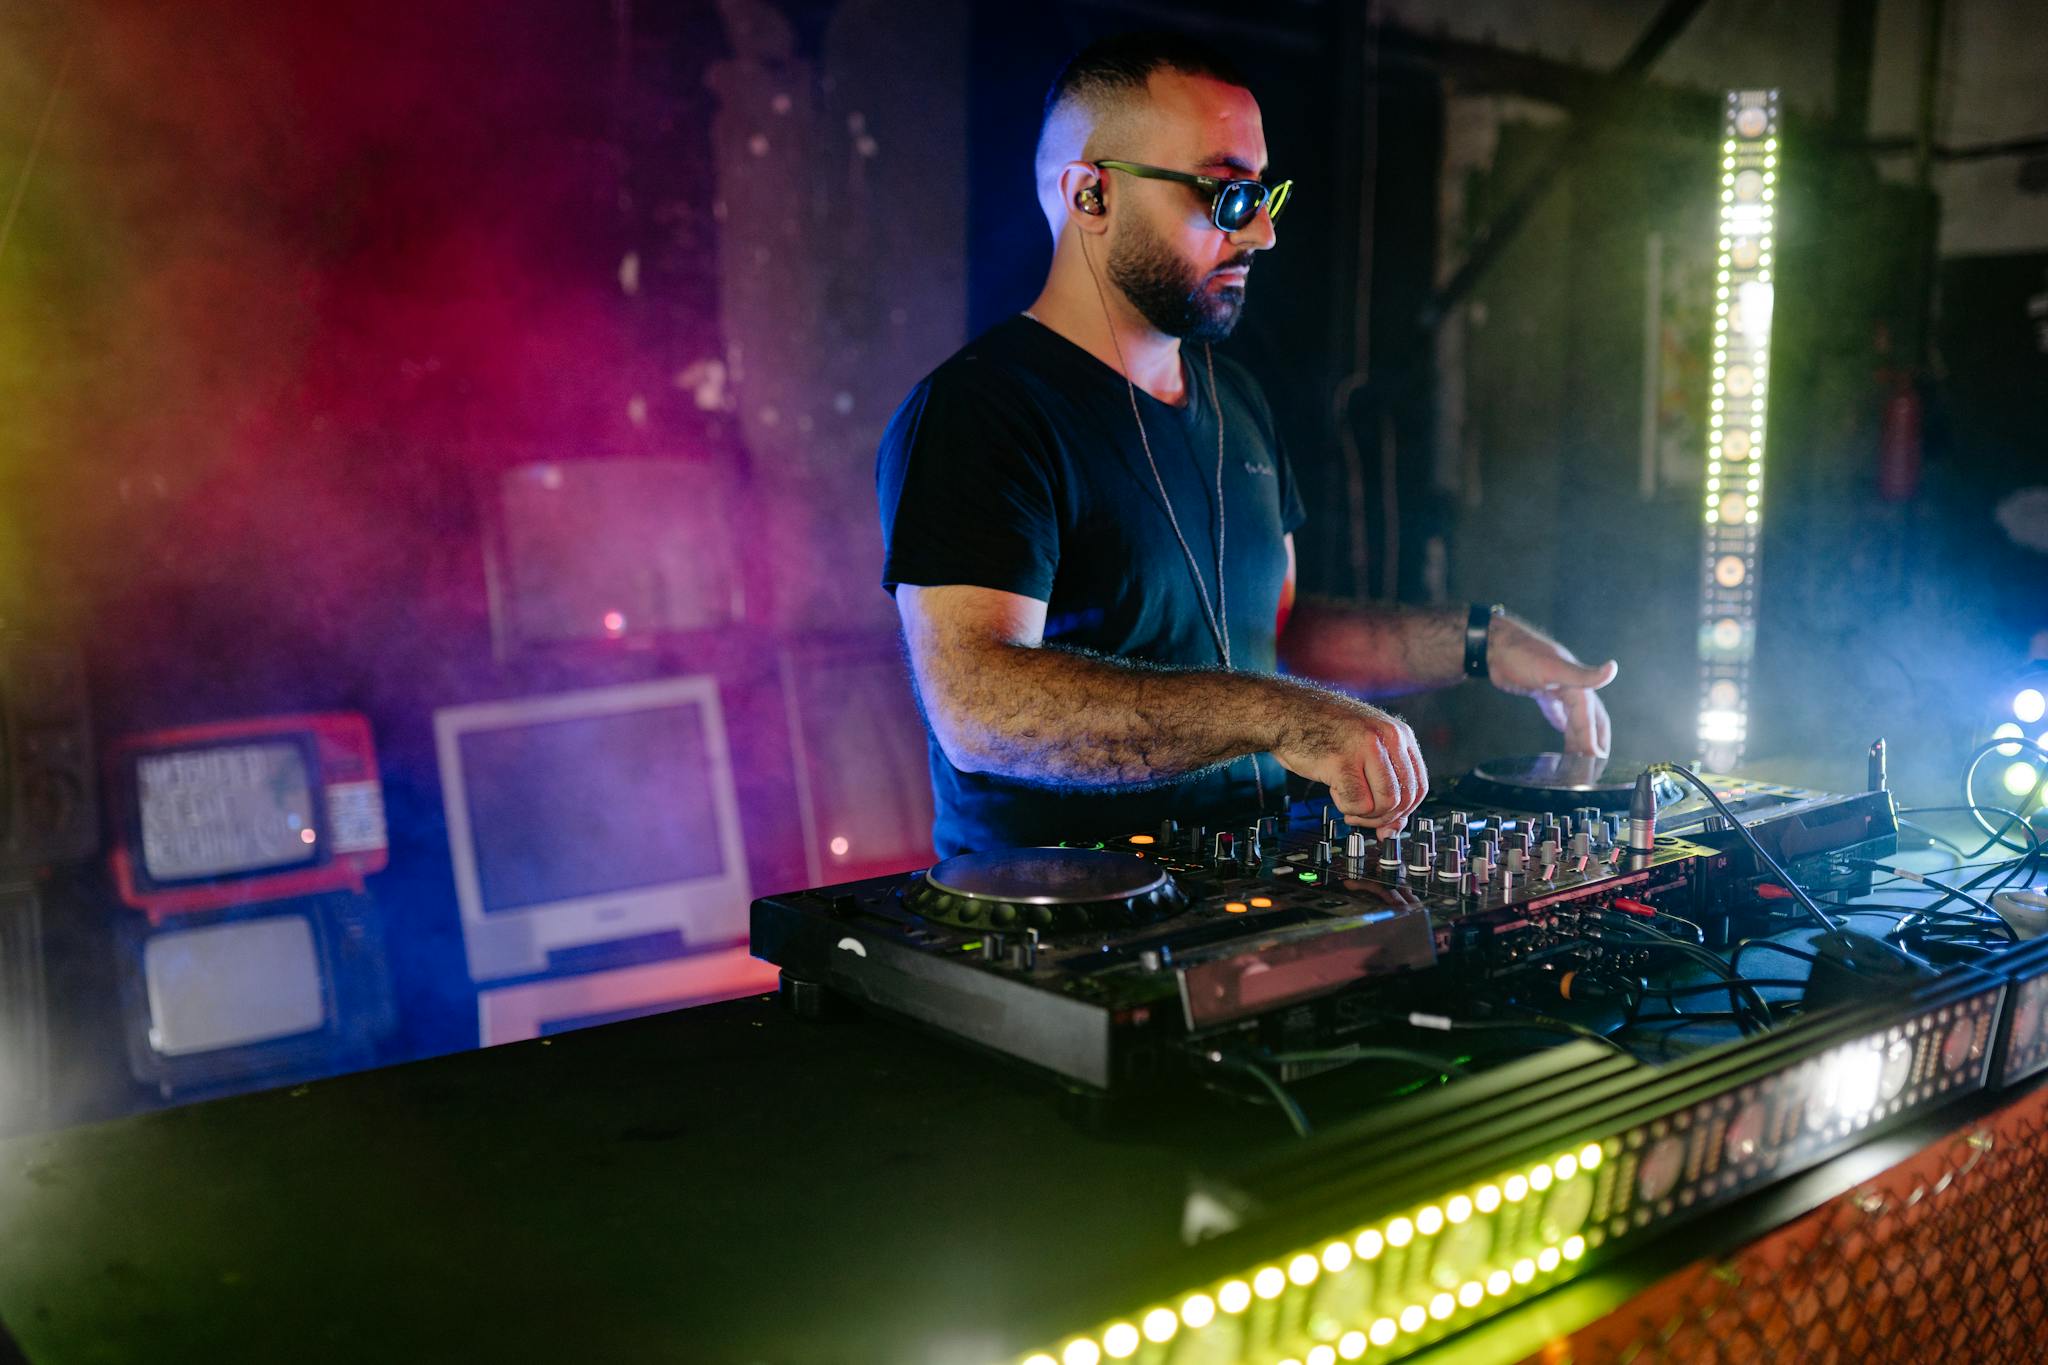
[458,701,728,915]
[143,914,327,1056]
[137,742,319,882]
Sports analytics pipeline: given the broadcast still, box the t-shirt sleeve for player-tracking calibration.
[876,366,1060,599]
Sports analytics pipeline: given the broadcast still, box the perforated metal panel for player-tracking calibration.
[1521,1083,2048,1363]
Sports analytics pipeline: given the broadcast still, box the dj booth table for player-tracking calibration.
[3,989,2046,1364]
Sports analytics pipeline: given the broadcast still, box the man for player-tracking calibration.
[877,32,1615,858]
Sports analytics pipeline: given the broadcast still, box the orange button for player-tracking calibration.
[1128,834,1156,846]
[1249,896,1274,909]
[1224,901,1249,914]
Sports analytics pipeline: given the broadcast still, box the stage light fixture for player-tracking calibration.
[1696,90,1779,774]
[2017,688,2047,725]
[1009,968,2002,1365]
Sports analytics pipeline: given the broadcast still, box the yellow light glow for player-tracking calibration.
[1581,1143,1604,1170]
[1538,1247,1562,1273]
[1254,1267,1287,1299]
[1339,1330,1367,1359]
[1180,1294,1215,1329]
[1354,1229,1384,1260]
[1512,1258,1536,1284]
[1141,1308,1177,1343]
[1563,1235,1588,1261]
[1486,1270,1512,1296]
[1369,1318,1398,1347]
[1025,1356,1057,1365]
[1288,1253,1319,1287]
[1387,1217,1415,1247]
[1398,1305,1426,1333]
[1458,1281,1485,1308]
[1505,1175,1529,1202]
[1307,1347,1336,1365]
[1555,1154,1579,1181]
[1062,1339,1102,1365]
[2004,762,2040,798]
[1530,1165,1554,1193]
[1428,1293,1455,1321]
[1447,1195,1473,1224]
[1476,1184,1502,1213]
[1321,1241,1353,1273]
[1101,1323,1139,1359]
[1219,1281,1252,1314]
[1416,1205,1444,1236]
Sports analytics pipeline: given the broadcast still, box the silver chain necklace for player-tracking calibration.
[1066,269,1231,670]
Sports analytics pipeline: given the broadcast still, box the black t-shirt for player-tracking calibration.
[877,314,1307,857]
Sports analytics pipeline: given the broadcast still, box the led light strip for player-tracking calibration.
[1011,981,2001,1365]
[1697,89,1780,775]
[1020,1146,1604,1365]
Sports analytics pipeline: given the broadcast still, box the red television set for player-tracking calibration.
[107,713,389,921]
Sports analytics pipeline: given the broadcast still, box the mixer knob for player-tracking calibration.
[1407,844,1435,877]
[1346,830,1371,860]
[1449,810,1470,827]
[1569,831,1590,859]
[1158,819,1180,843]
[1213,832,1236,865]
[1315,839,1334,866]
[1505,847,1527,873]
[1603,816,1622,845]
[1258,815,1280,838]
[1538,838,1561,865]
[1240,826,1264,863]
[1508,830,1533,856]
[1187,825,1208,855]
[1414,817,1435,838]
[1378,833,1404,869]
[1436,847,1465,883]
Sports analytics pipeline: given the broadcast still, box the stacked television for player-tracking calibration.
[105,713,398,1097]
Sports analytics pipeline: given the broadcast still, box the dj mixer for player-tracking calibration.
[747,749,2048,1364]
[749,755,1896,1095]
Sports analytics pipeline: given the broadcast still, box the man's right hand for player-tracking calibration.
[1272,691,1428,834]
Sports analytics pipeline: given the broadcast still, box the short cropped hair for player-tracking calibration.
[1033,31,1251,223]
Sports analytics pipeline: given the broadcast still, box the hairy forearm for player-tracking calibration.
[1277,597,1466,697]
[920,640,1321,787]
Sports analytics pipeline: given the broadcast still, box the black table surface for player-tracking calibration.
[0,991,1308,1365]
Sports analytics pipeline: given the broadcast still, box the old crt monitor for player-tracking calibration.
[435,675,751,984]
[107,713,389,920]
[114,892,398,1098]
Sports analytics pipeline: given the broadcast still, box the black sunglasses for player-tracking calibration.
[1094,159,1294,233]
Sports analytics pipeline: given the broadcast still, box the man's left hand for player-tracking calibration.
[1485,616,1617,757]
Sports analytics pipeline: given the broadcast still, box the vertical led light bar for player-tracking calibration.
[1697,90,1779,775]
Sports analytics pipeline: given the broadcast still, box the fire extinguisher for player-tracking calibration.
[1875,323,1922,501]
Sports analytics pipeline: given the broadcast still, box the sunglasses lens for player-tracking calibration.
[1215,181,1263,231]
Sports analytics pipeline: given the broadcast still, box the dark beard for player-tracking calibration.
[1105,220,1245,342]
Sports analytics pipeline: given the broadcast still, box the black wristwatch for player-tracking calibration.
[1464,602,1504,680]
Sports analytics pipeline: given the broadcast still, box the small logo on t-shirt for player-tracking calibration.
[1243,460,1276,477]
